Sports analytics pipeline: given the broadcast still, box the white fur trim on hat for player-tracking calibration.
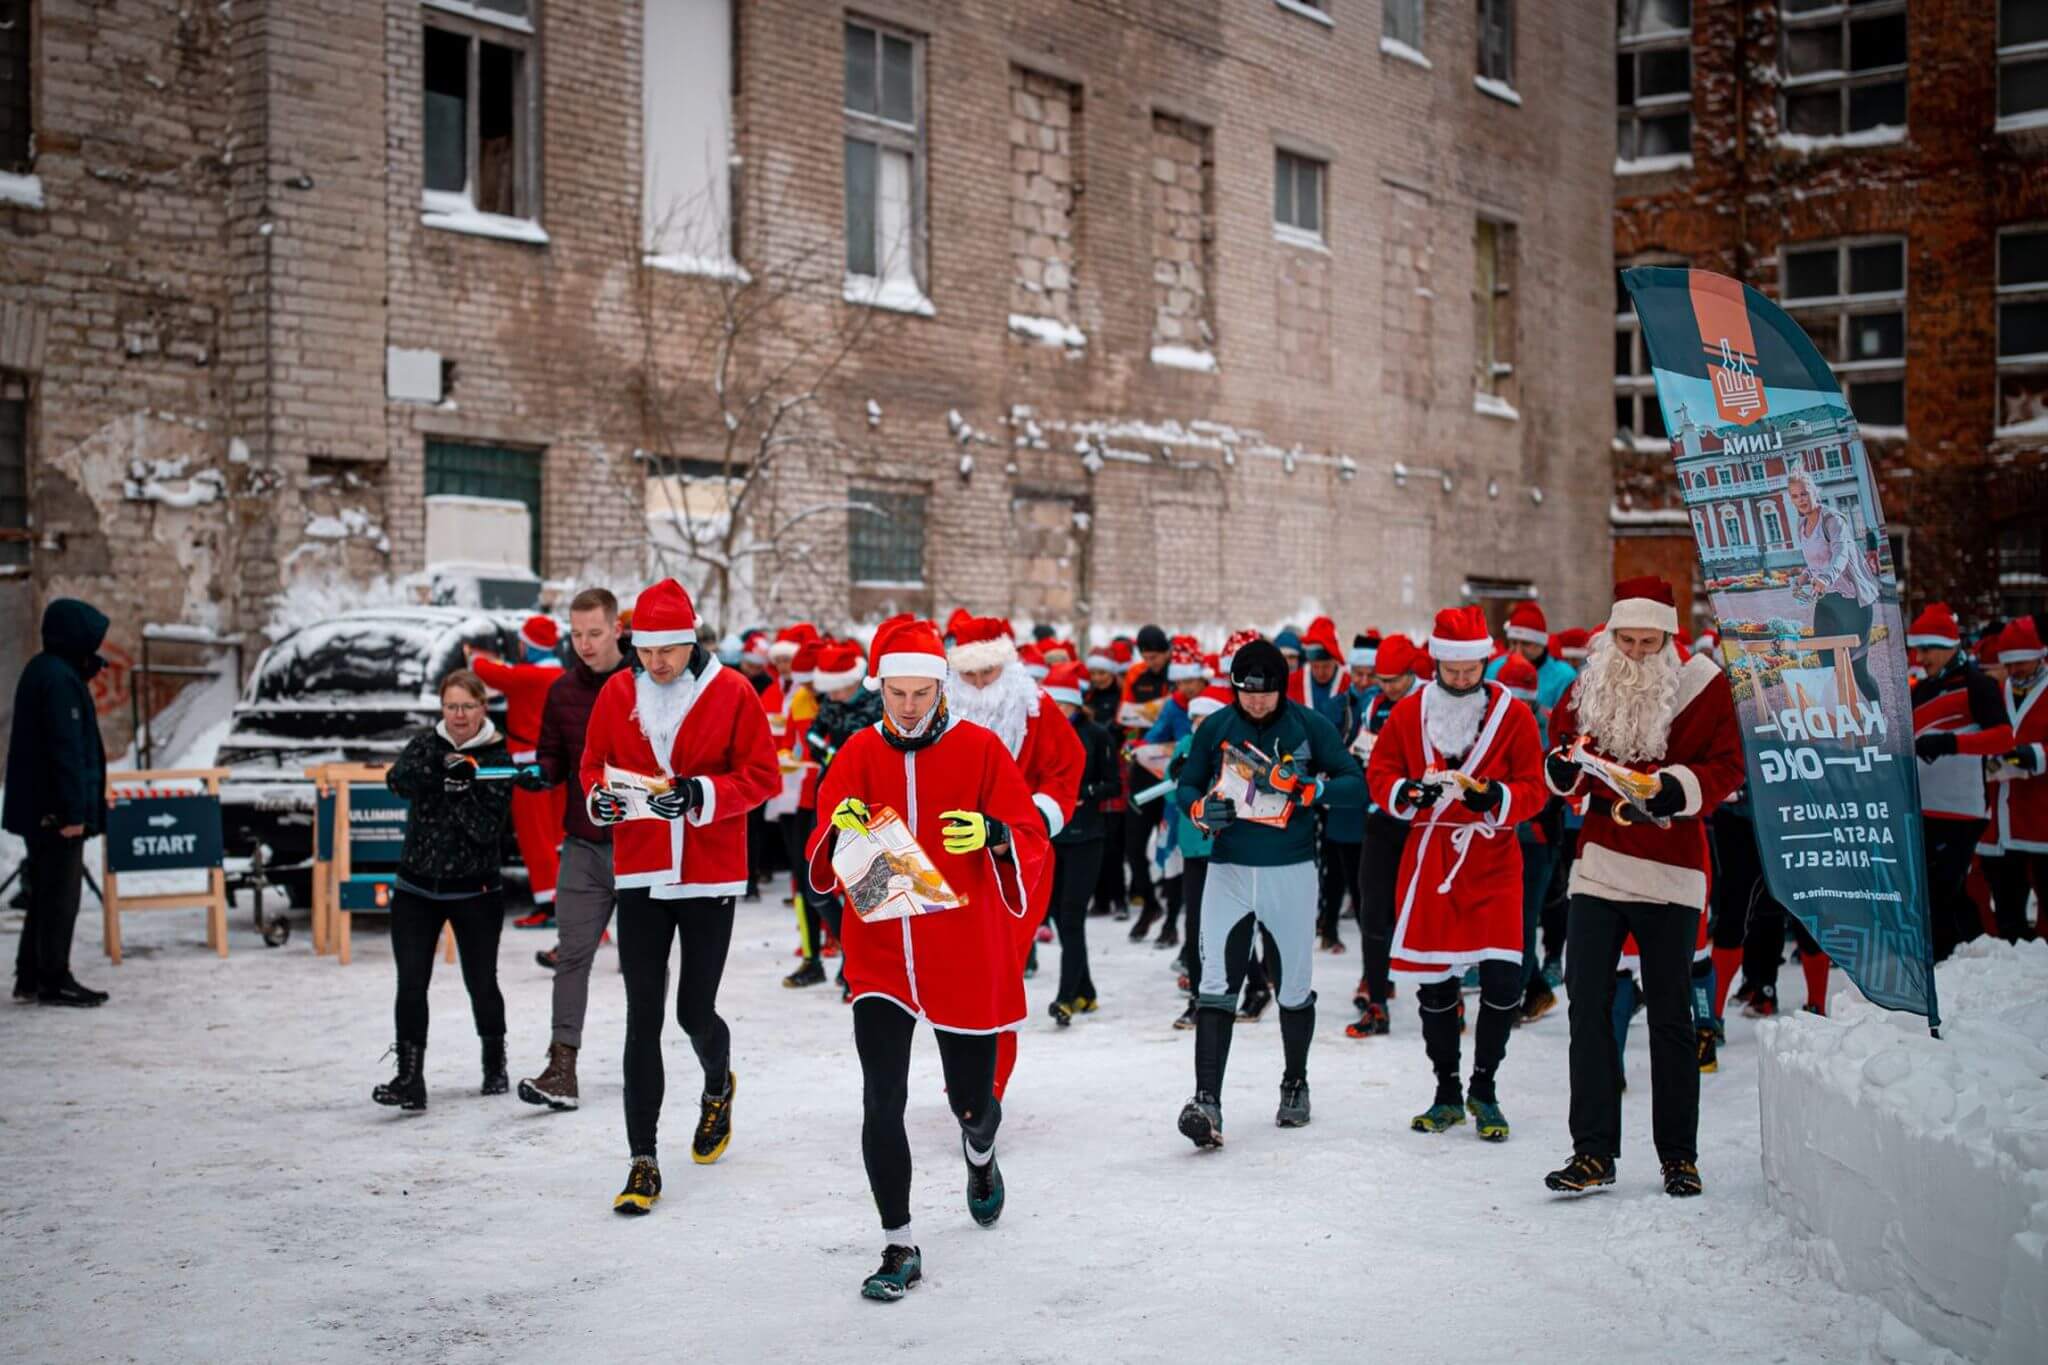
[1999,644,2048,664]
[632,627,697,647]
[948,635,1019,674]
[769,640,800,662]
[873,649,949,683]
[1167,660,1206,681]
[1428,634,1494,663]
[1607,596,1680,635]
[812,662,867,693]
[1084,652,1117,673]
[1906,632,1959,649]
[1188,695,1227,719]
[1024,662,1049,679]
[1504,624,1547,646]
[1348,646,1376,667]
[1045,682,1084,707]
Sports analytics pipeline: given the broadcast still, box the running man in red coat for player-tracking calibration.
[467,614,566,923]
[1366,606,1543,1141]
[803,616,1050,1302]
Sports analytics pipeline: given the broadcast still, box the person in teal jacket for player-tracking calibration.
[1484,602,1577,746]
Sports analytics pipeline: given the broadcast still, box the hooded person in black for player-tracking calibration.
[5,599,112,1006]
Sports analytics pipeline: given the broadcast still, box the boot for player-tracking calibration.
[1661,1158,1704,1197]
[481,1036,509,1095]
[1276,1077,1311,1128]
[517,1041,579,1110]
[513,909,553,930]
[613,1155,661,1215]
[861,1243,923,1302]
[963,1134,1005,1227]
[1520,980,1557,1024]
[1153,926,1180,949]
[1237,984,1272,1021]
[372,1041,427,1111]
[1544,1152,1617,1193]
[1130,906,1161,941]
[1696,1026,1719,1074]
[783,957,826,989]
[1178,1091,1223,1149]
[535,945,559,972]
[1172,999,1198,1030]
[692,1071,735,1164]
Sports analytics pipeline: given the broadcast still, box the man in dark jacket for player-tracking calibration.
[6,599,112,1007]
[518,588,633,1111]
[1043,662,1122,1022]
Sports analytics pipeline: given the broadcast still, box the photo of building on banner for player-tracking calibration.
[1622,266,1936,1028]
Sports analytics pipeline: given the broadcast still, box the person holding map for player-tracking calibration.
[1787,468,1882,705]
[802,615,1050,1303]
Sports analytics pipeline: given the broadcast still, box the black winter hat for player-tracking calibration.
[1229,638,1289,693]
[1135,624,1170,653]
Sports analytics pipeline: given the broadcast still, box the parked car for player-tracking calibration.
[216,608,530,906]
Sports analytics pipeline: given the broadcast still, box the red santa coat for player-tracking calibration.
[470,652,567,902]
[1366,681,1543,981]
[805,717,1052,1032]
[579,657,782,896]
[1014,690,1086,837]
[1989,678,2048,854]
[1546,652,1743,912]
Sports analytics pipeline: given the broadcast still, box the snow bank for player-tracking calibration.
[1758,940,2048,1365]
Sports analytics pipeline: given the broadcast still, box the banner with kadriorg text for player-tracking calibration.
[1622,266,1936,1027]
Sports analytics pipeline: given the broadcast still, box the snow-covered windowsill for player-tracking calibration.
[1995,108,2048,136]
[1616,153,1693,176]
[1273,224,1329,254]
[1994,416,2048,439]
[1149,344,1218,374]
[1008,313,1087,350]
[843,273,935,317]
[644,252,751,283]
[0,171,45,210]
[1473,392,1520,422]
[421,192,550,246]
[1474,76,1522,107]
[1274,0,1333,28]
[1770,124,1905,154]
[1380,36,1431,69]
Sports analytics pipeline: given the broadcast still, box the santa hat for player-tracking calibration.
[1167,634,1207,681]
[943,607,975,645]
[948,616,1021,674]
[1504,601,1548,647]
[519,614,559,653]
[1300,615,1342,663]
[1428,606,1493,662]
[864,615,948,691]
[1204,652,1220,678]
[628,579,699,647]
[1907,603,1961,650]
[1084,647,1119,673]
[740,630,770,664]
[1042,661,1087,708]
[791,638,822,683]
[1556,627,1591,661]
[1188,683,1232,720]
[811,640,867,693]
[1608,576,1680,636]
[1018,641,1050,679]
[1349,631,1380,669]
[1219,628,1261,674]
[1497,653,1539,702]
[1110,638,1135,666]
[1694,626,1719,657]
[771,622,819,663]
[1042,638,1077,664]
[1997,616,2045,664]
[1375,633,1421,678]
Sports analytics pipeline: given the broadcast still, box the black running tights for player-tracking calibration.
[852,998,1000,1232]
[617,889,736,1158]
[1416,960,1519,1105]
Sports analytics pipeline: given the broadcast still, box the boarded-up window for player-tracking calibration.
[425,439,543,571]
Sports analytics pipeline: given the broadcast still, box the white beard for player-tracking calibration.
[945,661,1040,756]
[1572,632,1681,764]
[633,667,699,774]
[1423,683,1489,763]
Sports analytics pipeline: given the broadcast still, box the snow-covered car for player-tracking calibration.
[216,608,529,904]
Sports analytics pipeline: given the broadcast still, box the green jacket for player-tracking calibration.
[1173,698,1365,867]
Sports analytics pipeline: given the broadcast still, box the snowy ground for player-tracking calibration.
[2,890,1897,1364]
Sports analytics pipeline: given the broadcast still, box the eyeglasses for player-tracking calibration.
[443,701,484,714]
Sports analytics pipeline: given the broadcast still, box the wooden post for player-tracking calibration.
[305,765,333,956]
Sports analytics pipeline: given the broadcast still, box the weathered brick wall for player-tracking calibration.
[1148,112,1213,355]
[1008,67,1080,330]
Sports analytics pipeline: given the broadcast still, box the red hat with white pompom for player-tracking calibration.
[520,614,559,652]
[1428,606,1493,662]
[1503,601,1547,647]
[1497,653,1539,702]
[811,640,867,693]
[627,579,698,647]
[1043,661,1087,708]
[948,616,1020,674]
[865,615,949,691]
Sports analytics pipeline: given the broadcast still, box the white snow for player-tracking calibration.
[123,458,226,509]
[419,193,551,246]
[227,436,252,465]
[0,170,44,209]
[1994,415,2048,438]
[1473,75,1523,107]
[1148,344,1219,373]
[865,398,882,428]
[1759,940,2048,1365]
[843,273,936,317]
[1615,153,1693,176]
[1007,313,1087,350]
[1379,36,1431,69]
[1771,124,1906,154]
[643,251,752,283]
[1273,0,1333,27]
[1997,108,2048,135]
[1473,392,1520,421]
[1609,503,1692,527]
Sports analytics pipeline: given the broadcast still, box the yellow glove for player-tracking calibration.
[940,809,1008,855]
[830,796,872,836]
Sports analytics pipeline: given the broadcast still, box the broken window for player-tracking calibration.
[1997,225,2048,435]
[422,1,539,225]
[0,0,28,174]
[0,372,25,570]
[844,19,926,303]
[1477,0,1515,89]
[1779,0,1907,140]
[1474,218,1518,412]
[2001,0,2048,132]
[1781,236,1907,430]
[1617,1,1692,164]
[1273,150,1325,244]
[848,487,926,587]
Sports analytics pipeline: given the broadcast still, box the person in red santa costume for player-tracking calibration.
[1981,615,2048,942]
[578,579,782,1216]
[943,615,1084,1101]
[1366,606,1543,1142]
[466,615,568,927]
[1539,577,1742,1199]
[803,615,1051,1302]
[1906,602,2014,958]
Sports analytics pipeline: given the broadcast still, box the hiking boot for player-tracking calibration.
[517,1041,579,1111]
[613,1156,661,1215]
[1467,1098,1510,1141]
[1544,1152,1617,1193]
[1178,1091,1224,1149]
[692,1071,735,1164]
[783,957,827,989]
[1069,995,1099,1016]
[862,1244,922,1302]
[1520,982,1557,1024]
[964,1135,1005,1227]
[1345,1003,1390,1038]
[372,1041,427,1111]
[1410,1101,1466,1134]
[1661,1158,1704,1197]
[1696,1026,1719,1074]
[1276,1077,1311,1128]
[1049,999,1073,1028]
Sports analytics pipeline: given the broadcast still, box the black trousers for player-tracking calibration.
[390,887,506,1047]
[1709,810,1817,988]
[15,831,85,988]
[1417,960,1519,1104]
[617,889,736,1158]
[1923,817,1988,959]
[783,809,842,957]
[1123,803,1160,917]
[1179,856,1209,988]
[1092,810,1127,913]
[1318,835,1362,940]
[1355,812,1408,1006]
[1565,894,1700,1163]
[1984,851,2048,942]
[852,998,1000,1232]
[1540,826,1576,963]
[1051,838,1105,1003]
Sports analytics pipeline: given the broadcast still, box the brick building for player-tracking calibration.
[2,0,1617,755]
[1612,0,2048,631]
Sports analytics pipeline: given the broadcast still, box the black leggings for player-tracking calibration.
[1179,856,1209,987]
[1052,838,1105,1003]
[1356,813,1408,1006]
[1318,835,1362,939]
[852,999,1000,1232]
[391,888,506,1047]
[1416,960,1519,1105]
[617,889,736,1158]
[1984,851,2048,942]
[785,809,843,957]
[1093,810,1128,912]
[1123,801,1160,916]
[1812,591,1878,705]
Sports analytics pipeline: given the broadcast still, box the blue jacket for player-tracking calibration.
[1485,650,1577,746]
[1143,695,1192,747]
[3,599,111,837]
[1173,698,1365,867]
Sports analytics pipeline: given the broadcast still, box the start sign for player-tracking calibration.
[105,792,225,874]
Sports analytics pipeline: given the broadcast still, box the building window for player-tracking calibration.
[844,19,927,309]
[424,439,543,572]
[421,2,541,229]
[1998,520,2047,621]
[848,487,926,587]
[1385,0,1425,51]
[1759,499,1786,546]
[1614,258,1682,440]
[1721,506,1746,546]
[0,373,25,571]
[1997,225,2048,434]
[1617,1,1691,165]
[1272,149,1325,246]
[1474,218,1517,415]
[1477,0,1515,92]
[1781,237,1906,429]
[1780,0,1907,140]
[1998,0,2048,133]
[642,0,736,274]
[0,0,29,175]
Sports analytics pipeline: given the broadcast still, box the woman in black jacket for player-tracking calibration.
[372,669,515,1111]
[1045,666,1124,1023]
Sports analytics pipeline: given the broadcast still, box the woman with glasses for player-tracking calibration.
[371,668,516,1111]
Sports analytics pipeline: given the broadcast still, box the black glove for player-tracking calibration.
[589,788,628,826]
[442,751,475,793]
[1192,795,1236,831]
[1460,780,1503,814]
[1642,772,1687,819]
[1914,731,1959,762]
[647,780,702,821]
[1397,780,1442,810]
[512,763,554,791]
[1545,748,1580,792]
[2011,746,2042,773]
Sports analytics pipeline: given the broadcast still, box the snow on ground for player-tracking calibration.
[2,895,1896,1364]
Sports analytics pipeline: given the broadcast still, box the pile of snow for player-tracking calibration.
[1759,939,2048,1365]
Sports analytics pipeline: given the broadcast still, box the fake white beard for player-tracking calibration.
[944,661,1040,756]
[633,667,698,773]
[1573,631,1681,765]
[1423,683,1489,762]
